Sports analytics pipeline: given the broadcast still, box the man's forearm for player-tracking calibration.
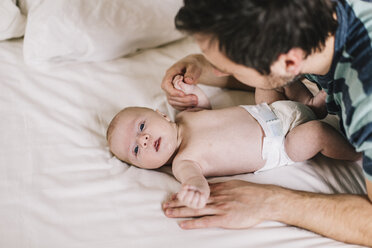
[193,55,252,90]
[199,73,253,91]
[272,188,372,246]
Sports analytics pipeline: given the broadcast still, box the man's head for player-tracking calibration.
[175,0,338,88]
[107,107,179,169]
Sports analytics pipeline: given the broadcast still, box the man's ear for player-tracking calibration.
[155,109,171,122]
[270,48,305,76]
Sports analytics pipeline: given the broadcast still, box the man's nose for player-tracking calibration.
[137,133,150,148]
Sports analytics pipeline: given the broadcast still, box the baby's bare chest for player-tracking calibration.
[178,112,265,176]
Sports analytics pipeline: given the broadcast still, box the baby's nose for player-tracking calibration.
[138,133,150,148]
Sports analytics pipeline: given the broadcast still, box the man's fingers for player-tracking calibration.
[184,64,201,85]
[197,194,207,209]
[168,95,198,111]
[209,182,225,191]
[209,180,248,193]
[169,94,198,104]
[164,204,219,218]
[163,81,185,97]
[168,95,197,107]
[178,216,224,229]
[161,71,185,97]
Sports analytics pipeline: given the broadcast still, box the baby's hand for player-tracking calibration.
[177,177,210,209]
[172,75,211,109]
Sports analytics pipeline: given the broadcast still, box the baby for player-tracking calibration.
[107,88,360,209]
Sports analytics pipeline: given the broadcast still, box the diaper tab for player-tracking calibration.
[241,103,283,137]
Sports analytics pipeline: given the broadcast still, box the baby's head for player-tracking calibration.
[107,107,179,169]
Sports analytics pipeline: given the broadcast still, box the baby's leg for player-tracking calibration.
[284,120,361,162]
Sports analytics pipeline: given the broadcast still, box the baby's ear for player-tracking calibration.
[155,109,171,122]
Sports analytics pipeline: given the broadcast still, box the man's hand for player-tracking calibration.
[163,179,372,246]
[172,75,211,109]
[161,54,206,111]
[163,180,280,229]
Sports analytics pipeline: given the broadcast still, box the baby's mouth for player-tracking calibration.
[154,137,161,152]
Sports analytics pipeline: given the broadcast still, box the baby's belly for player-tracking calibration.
[201,149,266,177]
[186,106,266,177]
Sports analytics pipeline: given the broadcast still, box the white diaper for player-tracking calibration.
[241,101,316,173]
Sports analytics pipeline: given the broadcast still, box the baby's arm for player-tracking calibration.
[255,79,327,119]
[172,159,210,209]
[282,79,327,119]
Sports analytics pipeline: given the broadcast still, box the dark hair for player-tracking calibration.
[175,0,338,74]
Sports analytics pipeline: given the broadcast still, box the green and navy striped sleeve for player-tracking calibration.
[305,0,372,181]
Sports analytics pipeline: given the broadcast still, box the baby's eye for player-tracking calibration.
[134,145,139,155]
[139,122,145,131]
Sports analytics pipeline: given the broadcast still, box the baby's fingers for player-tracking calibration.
[186,192,207,209]
[177,187,188,202]
[196,194,208,209]
[183,191,196,206]
[187,192,200,209]
[177,185,195,202]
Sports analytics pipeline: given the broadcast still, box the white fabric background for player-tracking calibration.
[0,0,26,40]
[22,0,184,66]
[0,37,366,248]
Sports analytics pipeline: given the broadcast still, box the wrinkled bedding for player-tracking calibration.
[0,37,366,248]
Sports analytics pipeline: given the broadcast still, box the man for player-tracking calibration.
[161,0,372,246]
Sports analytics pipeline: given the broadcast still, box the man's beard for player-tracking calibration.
[267,73,303,90]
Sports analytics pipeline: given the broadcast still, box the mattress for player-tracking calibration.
[0,37,366,248]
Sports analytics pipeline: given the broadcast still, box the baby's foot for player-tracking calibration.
[172,75,211,109]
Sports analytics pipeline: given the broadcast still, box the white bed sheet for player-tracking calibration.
[0,37,367,248]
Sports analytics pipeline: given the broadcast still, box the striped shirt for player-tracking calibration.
[305,0,372,181]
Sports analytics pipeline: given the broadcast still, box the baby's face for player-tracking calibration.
[109,107,178,169]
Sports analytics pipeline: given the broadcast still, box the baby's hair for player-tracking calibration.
[106,110,122,143]
[106,107,135,144]
[107,107,153,144]
[106,107,142,165]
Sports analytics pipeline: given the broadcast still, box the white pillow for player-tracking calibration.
[23,0,185,66]
[0,0,26,40]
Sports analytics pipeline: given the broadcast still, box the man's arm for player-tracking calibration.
[363,151,372,202]
[162,54,254,111]
[366,178,372,201]
[163,180,372,246]
[277,181,372,245]
[185,54,254,91]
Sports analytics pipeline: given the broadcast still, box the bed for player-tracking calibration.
[0,1,367,247]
